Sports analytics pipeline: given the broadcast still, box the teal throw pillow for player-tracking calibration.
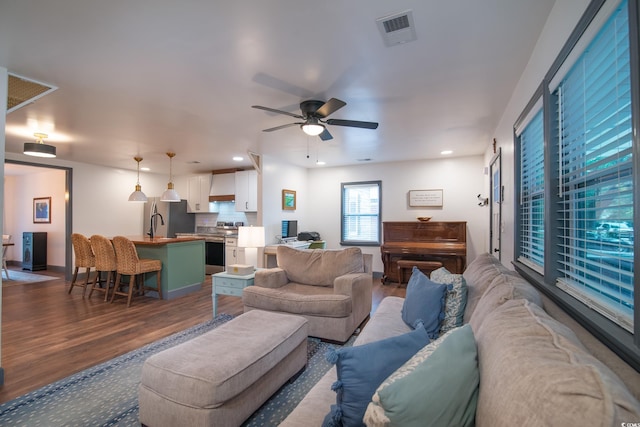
[430,266,468,333]
[367,325,479,427]
[322,326,430,427]
[402,266,449,339]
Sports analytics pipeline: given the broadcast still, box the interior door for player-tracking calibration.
[489,149,502,259]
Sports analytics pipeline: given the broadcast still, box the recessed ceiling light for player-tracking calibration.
[441,150,453,155]
[140,167,150,171]
[233,156,244,162]
[316,161,326,166]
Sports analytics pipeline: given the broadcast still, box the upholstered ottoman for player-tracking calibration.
[138,310,308,427]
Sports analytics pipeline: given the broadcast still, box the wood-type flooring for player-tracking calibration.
[0,268,405,403]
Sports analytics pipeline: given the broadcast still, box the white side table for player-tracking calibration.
[211,270,256,317]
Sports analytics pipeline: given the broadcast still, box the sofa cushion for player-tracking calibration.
[401,267,448,338]
[462,253,512,322]
[475,299,640,426]
[364,325,479,427]
[323,326,430,427]
[277,246,364,287]
[243,283,352,317]
[430,267,468,333]
[468,272,542,332]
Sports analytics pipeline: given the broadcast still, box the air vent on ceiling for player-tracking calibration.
[376,10,417,47]
[7,73,58,114]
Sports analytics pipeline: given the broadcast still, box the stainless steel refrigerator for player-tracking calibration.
[143,198,195,238]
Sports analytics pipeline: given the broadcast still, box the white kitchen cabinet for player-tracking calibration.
[187,174,212,213]
[235,170,257,212]
[224,237,245,268]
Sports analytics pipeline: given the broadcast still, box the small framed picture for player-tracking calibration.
[282,189,296,210]
[33,197,51,223]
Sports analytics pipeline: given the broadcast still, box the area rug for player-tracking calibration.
[0,313,349,426]
[1,270,58,287]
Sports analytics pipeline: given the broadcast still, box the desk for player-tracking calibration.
[263,242,311,268]
[212,270,256,316]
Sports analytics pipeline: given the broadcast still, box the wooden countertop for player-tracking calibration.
[126,236,205,246]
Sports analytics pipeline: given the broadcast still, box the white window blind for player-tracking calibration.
[553,0,634,331]
[341,181,381,245]
[518,108,545,272]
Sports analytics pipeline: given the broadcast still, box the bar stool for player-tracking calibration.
[69,233,96,297]
[88,235,117,301]
[111,236,162,307]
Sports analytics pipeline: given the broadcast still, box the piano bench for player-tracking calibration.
[396,259,444,285]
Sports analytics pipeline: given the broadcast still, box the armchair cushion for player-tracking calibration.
[277,246,364,287]
[242,283,352,317]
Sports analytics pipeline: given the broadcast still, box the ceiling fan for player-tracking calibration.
[252,98,378,141]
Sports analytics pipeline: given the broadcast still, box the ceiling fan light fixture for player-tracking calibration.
[24,133,56,158]
[160,152,181,202]
[301,121,325,136]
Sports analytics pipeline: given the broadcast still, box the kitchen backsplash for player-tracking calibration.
[195,202,257,227]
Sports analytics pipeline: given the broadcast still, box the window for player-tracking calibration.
[517,106,545,272]
[552,0,634,332]
[341,181,381,246]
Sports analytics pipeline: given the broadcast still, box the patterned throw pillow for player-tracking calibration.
[430,267,468,333]
[364,325,479,427]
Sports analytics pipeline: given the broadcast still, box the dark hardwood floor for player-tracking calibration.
[0,268,405,403]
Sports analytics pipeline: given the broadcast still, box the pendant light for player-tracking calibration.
[24,132,56,158]
[128,156,148,202]
[160,152,181,202]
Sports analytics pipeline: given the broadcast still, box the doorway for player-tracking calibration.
[489,148,502,260]
[4,160,72,280]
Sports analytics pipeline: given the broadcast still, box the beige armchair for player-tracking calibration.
[242,246,372,342]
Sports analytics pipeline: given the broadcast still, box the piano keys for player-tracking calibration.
[381,221,467,284]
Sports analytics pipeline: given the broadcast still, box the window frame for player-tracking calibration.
[513,0,640,371]
[340,180,382,247]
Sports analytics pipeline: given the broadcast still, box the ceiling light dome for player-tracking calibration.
[301,118,325,136]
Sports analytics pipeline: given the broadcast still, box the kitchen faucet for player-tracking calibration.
[148,202,165,239]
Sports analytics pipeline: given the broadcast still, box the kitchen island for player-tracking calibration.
[127,236,205,300]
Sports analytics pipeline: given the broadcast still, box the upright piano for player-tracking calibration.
[381,221,467,284]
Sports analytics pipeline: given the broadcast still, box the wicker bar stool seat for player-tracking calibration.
[111,236,162,307]
[69,233,96,297]
[88,235,118,301]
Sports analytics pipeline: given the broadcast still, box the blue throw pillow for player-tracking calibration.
[322,326,430,427]
[402,266,449,339]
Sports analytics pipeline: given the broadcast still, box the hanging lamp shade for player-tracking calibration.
[160,152,181,202]
[128,156,148,202]
[24,133,56,158]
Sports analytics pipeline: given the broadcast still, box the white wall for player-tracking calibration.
[306,156,488,273]
[487,0,591,266]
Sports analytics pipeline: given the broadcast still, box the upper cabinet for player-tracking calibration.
[235,170,257,212]
[187,174,212,213]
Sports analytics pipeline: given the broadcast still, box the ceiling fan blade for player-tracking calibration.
[315,98,346,118]
[252,105,304,119]
[262,122,303,132]
[319,128,333,141]
[326,119,379,129]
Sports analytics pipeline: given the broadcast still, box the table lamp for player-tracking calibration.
[237,226,265,270]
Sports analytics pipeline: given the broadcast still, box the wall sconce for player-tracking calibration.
[477,194,488,206]
[128,156,148,202]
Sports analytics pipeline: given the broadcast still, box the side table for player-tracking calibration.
[211,270,256,317]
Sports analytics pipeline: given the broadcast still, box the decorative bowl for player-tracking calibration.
[417,217,432,222]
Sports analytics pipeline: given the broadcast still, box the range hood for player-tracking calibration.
[209,172,236,202]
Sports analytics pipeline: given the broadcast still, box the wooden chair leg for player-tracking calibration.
[104,271,114,302]
[126,275,136,307]
[110,273,122,303]
[156,270,162,300]
[68,267,80,294]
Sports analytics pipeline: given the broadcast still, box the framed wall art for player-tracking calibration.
[33,197,51,223]
[408,189,443,207]
[282,189,296,210]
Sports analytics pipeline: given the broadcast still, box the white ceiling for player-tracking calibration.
[1,0,556,176]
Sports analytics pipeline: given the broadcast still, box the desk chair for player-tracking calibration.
[2,234,11,280]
